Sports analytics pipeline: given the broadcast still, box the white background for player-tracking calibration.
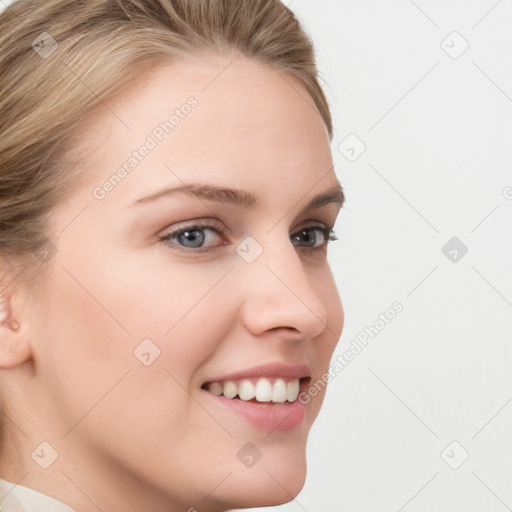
[241,1,512,511]
[1,0,511,511]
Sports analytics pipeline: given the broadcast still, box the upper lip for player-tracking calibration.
[202,362,311,384]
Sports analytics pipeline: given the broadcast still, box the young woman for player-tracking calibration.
[0,1,345,510]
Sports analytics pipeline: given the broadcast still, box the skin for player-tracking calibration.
[0,54,344,511]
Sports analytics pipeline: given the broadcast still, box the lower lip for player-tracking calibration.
[203,392,306,432]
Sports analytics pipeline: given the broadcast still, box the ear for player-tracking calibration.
[0,276,32,368]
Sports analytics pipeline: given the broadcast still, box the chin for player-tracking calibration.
[211,445,308,510]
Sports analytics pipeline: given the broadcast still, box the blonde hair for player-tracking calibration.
[0,0,332,276]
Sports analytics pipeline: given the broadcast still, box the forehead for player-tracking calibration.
[68,55,333,206]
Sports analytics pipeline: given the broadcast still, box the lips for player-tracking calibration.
[200,363,311,431]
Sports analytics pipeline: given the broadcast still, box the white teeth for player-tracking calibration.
[286,379,300,402]
[272,378,287,403]
[255,378,272,402]
[238,379,255,401]
[223,381,237,399]
[206,377,301,403]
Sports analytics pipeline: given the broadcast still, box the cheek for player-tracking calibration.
[304,269,343,413]
[114,257,235,359]
[43,220,235,382]
[327,255,344,334]
[35,249,235,445]
[319,265,344,351]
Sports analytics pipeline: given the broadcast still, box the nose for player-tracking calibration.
[238,235,329,341]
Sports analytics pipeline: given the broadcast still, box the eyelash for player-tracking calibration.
[159,220,338,254]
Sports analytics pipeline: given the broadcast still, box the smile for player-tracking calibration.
[200,363,312,431]
[202,376,308,403]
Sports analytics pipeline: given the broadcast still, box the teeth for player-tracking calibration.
[209,382,223,396]
[286,379,300,402]
[206,377,301,403]
[272,378,287,403]
[255,378,272,402]
[238,379,255,401]
[223,381,237,399]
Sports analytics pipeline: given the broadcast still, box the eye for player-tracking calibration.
[159,220,229,252]
[290,225,338,249]
[159,220,338,253]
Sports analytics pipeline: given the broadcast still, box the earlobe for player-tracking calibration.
[0,291,31,368]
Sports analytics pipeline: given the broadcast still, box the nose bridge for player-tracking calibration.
[238,233,328,339]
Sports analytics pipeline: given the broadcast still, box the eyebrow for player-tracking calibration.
[130,181,345,210]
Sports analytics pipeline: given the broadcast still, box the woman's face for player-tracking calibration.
[10,56,344,511]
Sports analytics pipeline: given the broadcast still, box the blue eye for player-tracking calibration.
[160,222,227,251]
[169,227,204,248]
[159,222,337,253]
